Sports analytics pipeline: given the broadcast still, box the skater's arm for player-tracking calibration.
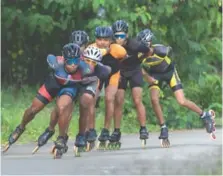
[47,55,64,70]
[95,63,111,80]
[128,39,150,53]
[142,68,157,85]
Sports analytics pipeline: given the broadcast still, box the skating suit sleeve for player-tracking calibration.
[94,63,111,80]
[47,54,65,70]
[78,61,111,84]
[46,54,83,86]
[127,38,150,53]
[141,44,173,73]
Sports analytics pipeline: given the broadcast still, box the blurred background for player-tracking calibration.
[1,0,222,142]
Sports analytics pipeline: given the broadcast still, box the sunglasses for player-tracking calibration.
[114,34,126,39]
[65,57,80,65]
[84,58,98,66]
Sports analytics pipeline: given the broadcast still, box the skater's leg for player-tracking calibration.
[79,93,94,135]
[170,68,215,136]
[57,95,73,137]
[113,89,125,129]
[174,89,203,115]
[131,87,146,127]
[86,88,99,130]
[20,97,46,129]
[104,85,118,129]
[48,106,59,131]
[150,87,166,125]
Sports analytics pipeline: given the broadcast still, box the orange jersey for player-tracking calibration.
[87,43,127,75]
[109,43,127,60]
[88,43,127,59]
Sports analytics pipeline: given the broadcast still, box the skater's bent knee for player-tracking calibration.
[133,97,142,106]
[151,97,159,104]
[115,96,124,105]
[56,105,68,116]
[28,106,40,116]
[177,98,186,106]
[105,95,115,103]
[80,93,94,106]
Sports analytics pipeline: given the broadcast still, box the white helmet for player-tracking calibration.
[83,46,102,62]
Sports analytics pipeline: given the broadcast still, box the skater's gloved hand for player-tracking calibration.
[47,55,64,70]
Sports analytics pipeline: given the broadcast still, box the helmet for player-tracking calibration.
[70,30,89,46]
[83,46,102,62]
[62,43,81,59]
[137,29,154,43]
[95,26,113,38]
[112,20,128,33]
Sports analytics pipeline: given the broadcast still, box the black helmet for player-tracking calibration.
[70,30,89,46]
[112,20,128,33]
[95,26,113,38]
[62,43,81,59]
[137,29,154,43]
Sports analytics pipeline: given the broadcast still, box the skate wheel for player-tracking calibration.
[87,142,95,151]
[141,140,146,148]
[53,149,62,159]
[86,142,91,152]
[88,142,95,151]
[210,133,216,140]
[96,141,101,150]
[2,143,10,153]
[64,146,68,153]
[50,145,56,154]
[209,110,215,118]
[107,143,113,150]
[160,139,170,148]
[97,141,107,150]
[32,146,39,155]
[116,142,121,150]
[74,146,81,157]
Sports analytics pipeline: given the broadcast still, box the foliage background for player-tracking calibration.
[1,0,222,142]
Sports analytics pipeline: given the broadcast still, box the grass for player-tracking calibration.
[1,85,222,144]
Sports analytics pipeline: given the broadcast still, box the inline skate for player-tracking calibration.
[139,127,149,148]
[107,130,121,150]
[53,136,68,159]
[159,125,170,148]
[85,129,97,151]
[201,110,216,140]
[73,133,87,157]
[97,128,110,150]
[32,128,55,154]
[2,125,25,153]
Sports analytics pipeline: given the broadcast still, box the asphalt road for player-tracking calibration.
[1,129,222,175]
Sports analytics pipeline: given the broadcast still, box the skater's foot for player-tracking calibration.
[201,110,216,133]
[53,136,68,159]
[139,126,149,140]
[159,125,170,148]
[9,125,25,144]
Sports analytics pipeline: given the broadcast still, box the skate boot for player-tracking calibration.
[85,129,97,151]
[159,125,170,148]
[139,126,149,148]
[73,133,87,157]
[107,129,121,150]
[32,128,55,154]
[97,128,110,150]
[2,125,25,153]
[53,136,68,159]
[201,110,216,140]
[51,133,69,154]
